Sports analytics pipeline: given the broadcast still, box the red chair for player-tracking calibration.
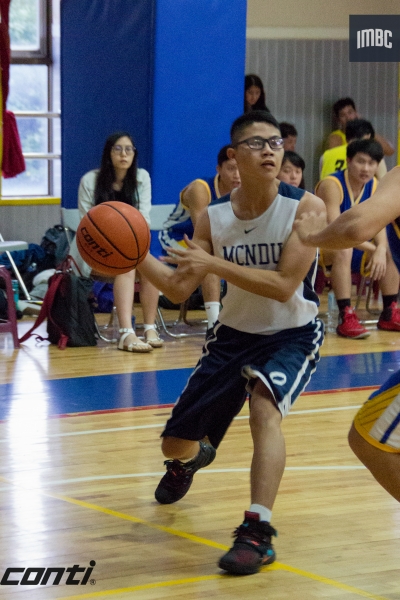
[0,240,28,348]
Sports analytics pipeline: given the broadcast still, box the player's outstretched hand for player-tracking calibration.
[161,235,212,277]
[293,211,327,247]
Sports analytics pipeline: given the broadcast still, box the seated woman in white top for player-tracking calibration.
[70,131,163,353]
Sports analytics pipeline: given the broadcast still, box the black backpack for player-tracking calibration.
[40,225,70,268]
[19,257,97,349]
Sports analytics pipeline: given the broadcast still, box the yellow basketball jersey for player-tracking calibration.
[329,129,346,145]
[320,145,347,179]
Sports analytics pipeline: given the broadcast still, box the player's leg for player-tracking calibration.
[137,272,164,347]
[154,324,248,504]
[114,270,153,352]
[219,320,324,575]
[348,424,400,501]
[377,248,400,331]
[348,374,400,502]
[218,381,281,575]
[331,248,369,339]
[249,380,285,511]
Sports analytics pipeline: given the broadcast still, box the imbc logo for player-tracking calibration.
[1,560,96,586]
[357,29,392,48]
[349,15,400,62]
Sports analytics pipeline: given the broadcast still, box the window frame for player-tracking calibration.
[10,0,50,65]
[1,0,61,202]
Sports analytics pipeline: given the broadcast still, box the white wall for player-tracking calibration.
[247,0,400,29]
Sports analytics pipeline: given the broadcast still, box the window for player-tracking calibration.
[1,0,60,200]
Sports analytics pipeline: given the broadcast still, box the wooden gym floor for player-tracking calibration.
[0,292,400,600]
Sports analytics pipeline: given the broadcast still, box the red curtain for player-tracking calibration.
[0,0,25,178]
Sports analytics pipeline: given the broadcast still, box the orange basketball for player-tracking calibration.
[76,201,150,276]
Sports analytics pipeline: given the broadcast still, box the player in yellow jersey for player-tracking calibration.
[320,118,374,180]
[327,97,394,158]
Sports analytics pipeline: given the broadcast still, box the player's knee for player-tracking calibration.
[332,247,352,268]
[249,394,281,432]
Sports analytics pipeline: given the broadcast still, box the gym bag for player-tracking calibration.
[19,257,97,349]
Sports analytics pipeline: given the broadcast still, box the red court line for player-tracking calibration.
[303,385,379,396]
[8,384,378,422]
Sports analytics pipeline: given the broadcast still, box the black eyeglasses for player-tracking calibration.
[111,145,136,155]
[234,136,284,151]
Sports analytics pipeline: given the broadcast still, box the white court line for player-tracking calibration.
[18,465,364,488]
[0,405,362,442]
[0,405,362,443]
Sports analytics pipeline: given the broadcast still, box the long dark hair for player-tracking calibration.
[94,131,139,207]
[244,74,270,112]
[281,150,306,189]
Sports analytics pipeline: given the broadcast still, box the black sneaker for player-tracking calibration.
[218,511,277,575]
[155,441,216,504]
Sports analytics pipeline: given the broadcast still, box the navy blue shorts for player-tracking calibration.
[162,319,324,448]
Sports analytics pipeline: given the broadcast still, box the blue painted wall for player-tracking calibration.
[151,0,247,206]
[61,1,247,209]
[61,0,155,208]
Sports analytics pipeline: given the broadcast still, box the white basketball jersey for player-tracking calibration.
[208,190,318,334]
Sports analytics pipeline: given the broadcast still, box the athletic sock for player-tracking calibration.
[337,298,351,313]
[382,294,398,309]
[249,503,272,523]
[204,301,220,329]
[381,294,398,320]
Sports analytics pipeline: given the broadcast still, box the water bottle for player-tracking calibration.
[327,290,338,333]
[11,280,19,309]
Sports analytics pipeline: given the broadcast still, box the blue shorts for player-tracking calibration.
[162,319,324,448]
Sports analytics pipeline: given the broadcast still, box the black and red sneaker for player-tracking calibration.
[378,302,400,331]
[336,306,370,339]
[219,511,277,575]
[154,441,216,504]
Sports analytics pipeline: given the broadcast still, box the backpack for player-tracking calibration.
[19,257,97,349]
[40,225,70,268]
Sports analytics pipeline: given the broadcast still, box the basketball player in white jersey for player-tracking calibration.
[139,110,326,575]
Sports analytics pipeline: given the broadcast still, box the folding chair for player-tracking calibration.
[0,239,28,348]
[149,204,207,338]
[0,233,33,301]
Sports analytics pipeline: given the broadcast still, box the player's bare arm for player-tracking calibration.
[375,133,395,157]
[182,180,211,227]
[167,193,325,303]
[315,178,342,224]
[361,227,389,281]
[294,167,400,250]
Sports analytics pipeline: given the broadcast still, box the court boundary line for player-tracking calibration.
[0,403,363,442]
[0,386,379,423]
[0,475,390,600]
